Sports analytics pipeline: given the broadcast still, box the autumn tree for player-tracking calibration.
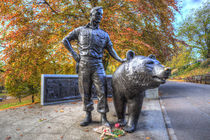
[0,0,179,100]
[166,43,196,69]
[177,1,210,59]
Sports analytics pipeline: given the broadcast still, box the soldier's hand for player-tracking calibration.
[75,55,81,63]
[121,58,127,63]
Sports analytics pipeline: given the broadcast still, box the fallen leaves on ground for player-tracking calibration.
[39,118,46,122]
[27,106,33,109]
[5,136,11,140]
[71,102,77,104]
[84,129,89,132]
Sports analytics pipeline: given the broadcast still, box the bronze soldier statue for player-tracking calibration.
[62,6,125,127]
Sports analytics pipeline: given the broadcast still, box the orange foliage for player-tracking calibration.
[0,0,179,96]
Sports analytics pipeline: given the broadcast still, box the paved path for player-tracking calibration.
[0,99,168,140]
[159,81,210,140]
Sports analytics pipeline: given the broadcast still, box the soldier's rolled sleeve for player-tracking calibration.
[63,27,80,42]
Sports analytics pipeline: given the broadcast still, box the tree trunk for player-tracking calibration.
[18,96,21,103]
[89,0,98,7]
[207,41,210,58]
[32,94,34,103]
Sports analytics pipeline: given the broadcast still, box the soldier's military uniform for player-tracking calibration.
[64,23,119,113]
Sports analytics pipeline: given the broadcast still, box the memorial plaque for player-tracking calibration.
[41,74,112,105]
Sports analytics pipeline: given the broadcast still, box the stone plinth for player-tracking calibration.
[145,88,159,99]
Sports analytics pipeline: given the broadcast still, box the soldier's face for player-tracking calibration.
[91,9,103,23]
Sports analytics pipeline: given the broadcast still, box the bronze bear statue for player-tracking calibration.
[112,50,171,133]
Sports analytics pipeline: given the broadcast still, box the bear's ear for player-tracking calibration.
[148,54,156,60]
[126,50,135,60]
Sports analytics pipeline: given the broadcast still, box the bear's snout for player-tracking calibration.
[164,67,171,78]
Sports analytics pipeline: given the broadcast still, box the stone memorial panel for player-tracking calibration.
[41,74,112,105]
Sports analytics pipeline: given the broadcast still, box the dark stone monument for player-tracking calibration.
[41,74,112,105]
[41,75,80,105]
[112,50,171,133]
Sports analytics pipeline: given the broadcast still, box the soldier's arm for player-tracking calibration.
[106,35,125,63]
[62,28,80,62]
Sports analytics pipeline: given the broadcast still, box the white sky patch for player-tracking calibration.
[174,0,208,28]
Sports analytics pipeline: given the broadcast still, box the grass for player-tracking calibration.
[171,59,210,79]
[0,95,39,110]
[176,67,210,79]
[0,92,7,97]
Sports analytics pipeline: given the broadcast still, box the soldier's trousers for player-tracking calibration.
[78,59,109,113]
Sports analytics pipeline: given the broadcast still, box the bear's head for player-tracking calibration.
[124,50,171,89]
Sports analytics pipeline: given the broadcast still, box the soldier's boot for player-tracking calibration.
[101,113,111,127]
[80,111,92,126]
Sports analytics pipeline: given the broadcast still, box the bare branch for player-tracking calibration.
[89,0,98,7]
[76,0,89,20]
[43,0,58,14]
